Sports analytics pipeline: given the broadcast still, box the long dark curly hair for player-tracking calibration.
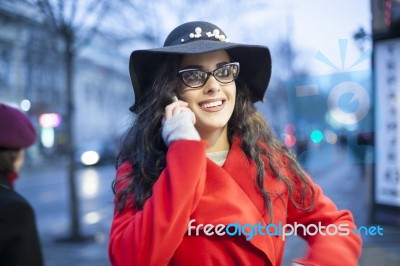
[113,53,315,219]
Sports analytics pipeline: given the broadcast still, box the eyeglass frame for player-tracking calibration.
[177,62,240,89]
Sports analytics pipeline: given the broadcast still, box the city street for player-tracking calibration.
[15,143,400,266]
[17,162,115,266]
[2,1,398,266]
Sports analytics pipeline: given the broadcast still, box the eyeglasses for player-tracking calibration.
[178,62,240,89]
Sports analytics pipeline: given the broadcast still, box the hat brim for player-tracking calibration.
[129,40,271,112]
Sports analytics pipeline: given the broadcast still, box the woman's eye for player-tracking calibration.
[217,67,231,77]
[191,71,204,80]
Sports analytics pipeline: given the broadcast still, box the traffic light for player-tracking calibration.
[283,124,297,147]
[310,130,323,143]
[39,113,62,128]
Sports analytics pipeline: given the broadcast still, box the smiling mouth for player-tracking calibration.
[200,100,223,109]
[197,99,226,112]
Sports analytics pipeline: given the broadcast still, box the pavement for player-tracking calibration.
[282,142,400,266]
[16,142,400,266]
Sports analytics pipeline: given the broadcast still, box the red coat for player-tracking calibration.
[108,138,362,266]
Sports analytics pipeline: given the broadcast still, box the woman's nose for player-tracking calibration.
[203,76,220,94]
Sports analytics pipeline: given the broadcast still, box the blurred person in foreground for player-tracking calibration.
[0,103,43,266]
[108,21,362,266]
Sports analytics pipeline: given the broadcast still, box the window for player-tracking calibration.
[0,44,11,87]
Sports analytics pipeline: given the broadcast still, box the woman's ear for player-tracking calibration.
[13,149,25,173]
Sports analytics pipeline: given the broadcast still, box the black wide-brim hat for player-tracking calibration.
[129,21,272,112]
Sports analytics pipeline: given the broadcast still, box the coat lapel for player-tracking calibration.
[190,137,279,264]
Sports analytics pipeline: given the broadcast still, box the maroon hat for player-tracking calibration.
[0,104,36,149]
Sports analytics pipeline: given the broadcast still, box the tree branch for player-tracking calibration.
[68,0,78,26]
[73,0,103,32]
[75,0,112,50]
[57,0,65,24]
[40,0,60,29]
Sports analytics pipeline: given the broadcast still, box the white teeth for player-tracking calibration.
[201,100,223,108]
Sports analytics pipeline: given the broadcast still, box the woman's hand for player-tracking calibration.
[161,99,200,146]
[163,100,196,125]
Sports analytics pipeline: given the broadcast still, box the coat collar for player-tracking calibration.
[0,172,13,190]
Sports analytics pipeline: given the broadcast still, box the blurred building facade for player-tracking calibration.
[0,0,132,164]
[371,0,400,225]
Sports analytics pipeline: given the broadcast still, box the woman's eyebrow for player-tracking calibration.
[180,61,230,70]
[216,61,230,68]
[180,64,204,70]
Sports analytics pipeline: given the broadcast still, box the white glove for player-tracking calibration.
[162,111,200,146]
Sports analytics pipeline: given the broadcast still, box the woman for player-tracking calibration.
[109,21,362,266]
[0,103,43,266]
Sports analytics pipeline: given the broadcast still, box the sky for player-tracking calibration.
[277,0,372,75]
[218,0,372,77]
[155,0,372,76]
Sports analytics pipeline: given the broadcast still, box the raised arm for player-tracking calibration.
[108,140,207,266]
